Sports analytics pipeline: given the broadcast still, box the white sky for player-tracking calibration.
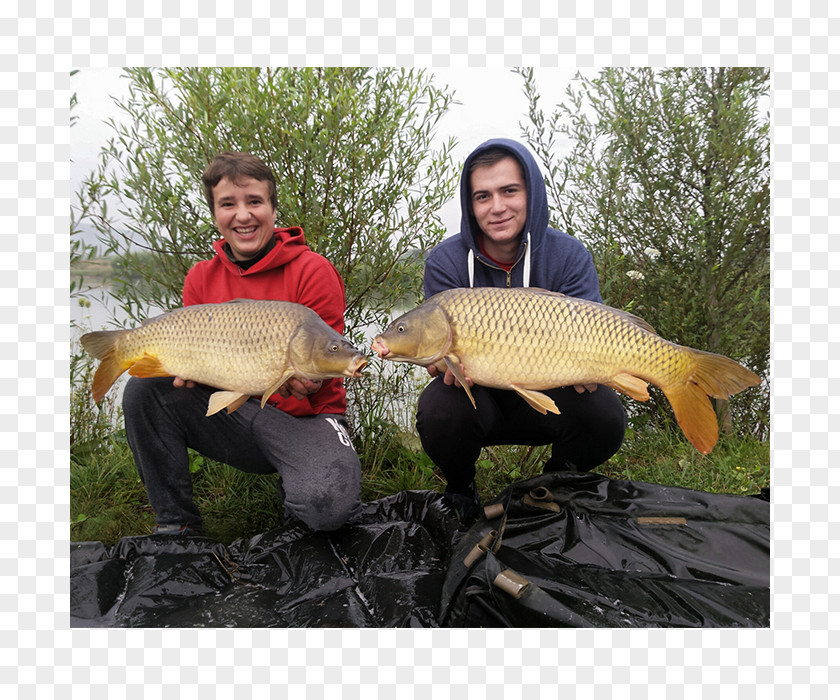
[69,67,578,242]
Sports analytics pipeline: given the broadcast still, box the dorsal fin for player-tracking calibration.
[527,288,658,335]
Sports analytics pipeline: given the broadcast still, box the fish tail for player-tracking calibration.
[80,330,131,402]
[661,349,761,454]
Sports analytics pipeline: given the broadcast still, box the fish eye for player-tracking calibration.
[329,343,339,352]
[397,323,406,333]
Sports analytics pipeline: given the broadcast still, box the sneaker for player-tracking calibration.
[442,481,482,525]
[152,523,201,536]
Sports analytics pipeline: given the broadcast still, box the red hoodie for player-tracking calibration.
[182,227,349,416]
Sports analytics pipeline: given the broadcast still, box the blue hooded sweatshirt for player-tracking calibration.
[423,138,603,303]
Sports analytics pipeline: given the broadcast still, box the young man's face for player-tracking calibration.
[470,156,528,257]
[212,176,277,261]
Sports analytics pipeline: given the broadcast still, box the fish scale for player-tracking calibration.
[372,286,760,454]
[114,301,307,392]
[81,299,367,417]
[443,287,675,388]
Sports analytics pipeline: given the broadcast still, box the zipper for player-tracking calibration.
[476,240,528,288]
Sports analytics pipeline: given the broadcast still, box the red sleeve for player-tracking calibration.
[291,253,347,334]
[182,260,214,307]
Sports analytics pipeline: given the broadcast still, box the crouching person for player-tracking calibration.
[122,151,361,534]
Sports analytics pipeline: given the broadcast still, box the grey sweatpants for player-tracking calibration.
[122,376,362,531]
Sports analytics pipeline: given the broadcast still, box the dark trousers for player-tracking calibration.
[416,378,627,493]
[122,377,362,531]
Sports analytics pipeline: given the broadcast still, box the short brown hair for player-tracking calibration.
[468,147,524,177]
[202,151,278,213]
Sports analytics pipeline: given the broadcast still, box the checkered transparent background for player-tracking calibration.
[5,0,834,695]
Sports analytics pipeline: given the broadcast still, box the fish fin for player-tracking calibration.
[524,287,566,298]
[206,391,249,417]
[512,386,559,415]
[661,381,720,455]
[660,350,761,455]
[260,369,295,408]
[225,394,250,414]
[80,330,131,403]
[607,373,651,401]
[127,353,172,379]
[613,309,657,334]
[688,349,761,399]
[80,329,122,360]
[528,288,658,333]
[444,355,476,409]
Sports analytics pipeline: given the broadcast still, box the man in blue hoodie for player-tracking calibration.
[416,138,627,521]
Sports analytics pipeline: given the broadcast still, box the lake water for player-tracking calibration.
[71,287,165,335]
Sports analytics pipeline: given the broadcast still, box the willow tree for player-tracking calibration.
[519,67,769,439]
[72,67,459,442]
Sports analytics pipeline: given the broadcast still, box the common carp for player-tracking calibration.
[81,299,367,416]
[371,287,760,454]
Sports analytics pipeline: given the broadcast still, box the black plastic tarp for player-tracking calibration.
[70,472,770,628]
[71,490,459,628]
[440,472,770,628]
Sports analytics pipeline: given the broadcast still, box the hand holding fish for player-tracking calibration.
[425,362,474,389]
[277,377,323,401]
[172,374,321,401]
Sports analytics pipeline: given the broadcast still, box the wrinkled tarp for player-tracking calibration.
[440,472,770,628]
[71,490,459,628]
[70,472,770,628]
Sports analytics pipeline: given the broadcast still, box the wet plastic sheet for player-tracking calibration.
[70,490,459,628]
[439,472,770,628]
[70,473,770,628]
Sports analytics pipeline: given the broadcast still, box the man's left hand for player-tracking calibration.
[279,377,323,401]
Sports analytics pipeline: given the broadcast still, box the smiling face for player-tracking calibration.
[212,176,277,261]
[469,156,528,263]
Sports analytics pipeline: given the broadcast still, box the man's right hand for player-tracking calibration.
[426,364,473,389]
[173,377,196,389]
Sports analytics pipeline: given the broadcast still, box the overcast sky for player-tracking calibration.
[70,67,578,243]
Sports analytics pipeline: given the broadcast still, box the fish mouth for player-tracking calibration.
[372,336,445,365]
[371,338,389,359]
[346,356,368,377]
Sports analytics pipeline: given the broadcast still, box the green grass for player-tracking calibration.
[599,425,770,495]
[70,421,769,547]
[71,432,154,544]
[71,436,285,545]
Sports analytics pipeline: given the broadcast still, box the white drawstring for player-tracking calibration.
[468,231,530,287]
[523,231,531,288]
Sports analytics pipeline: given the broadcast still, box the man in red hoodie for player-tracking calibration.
[122,152,361,534]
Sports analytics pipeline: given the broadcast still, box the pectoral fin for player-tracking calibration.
[207,391,250,416]
[512,386,560,415]
[260,369,295,407]
[444,355,476,409]
[127,353,172,379]
[607,372,650,401]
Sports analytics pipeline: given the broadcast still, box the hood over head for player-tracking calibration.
[458,138,550,286]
